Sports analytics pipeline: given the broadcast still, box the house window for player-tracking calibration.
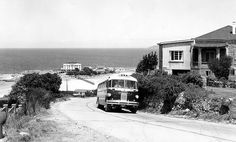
[206,71,212,76]
[170,51,183,61]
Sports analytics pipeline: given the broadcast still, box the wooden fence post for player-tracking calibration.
[11,104,16,114]
[3,104,8,114]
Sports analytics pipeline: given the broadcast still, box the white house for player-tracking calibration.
[158,23,236,77]
[158,39,194,75]
[61,62,82,71]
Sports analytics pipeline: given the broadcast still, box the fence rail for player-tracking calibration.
[0,104,22,115]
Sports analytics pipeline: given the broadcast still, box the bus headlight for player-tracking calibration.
[107,93,112,97]
[135,95,139,99]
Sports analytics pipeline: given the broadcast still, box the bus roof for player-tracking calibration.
[108,74,137,82]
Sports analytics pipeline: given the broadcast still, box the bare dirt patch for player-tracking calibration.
[33,102,123,142]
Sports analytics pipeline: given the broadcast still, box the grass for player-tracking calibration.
[206,86,236,99]
[4,109,57,142]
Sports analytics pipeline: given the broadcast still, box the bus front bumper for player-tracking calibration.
[107,100,139,107]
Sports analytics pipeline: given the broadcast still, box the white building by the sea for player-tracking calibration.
[61,62,82,71]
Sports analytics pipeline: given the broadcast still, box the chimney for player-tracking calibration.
[233,21,236,34]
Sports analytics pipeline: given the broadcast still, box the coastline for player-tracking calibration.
[0,68,136,98]
[0,74,21,98]
[0,81,14,98]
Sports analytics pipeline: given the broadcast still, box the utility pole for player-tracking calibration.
[66,79,68,91]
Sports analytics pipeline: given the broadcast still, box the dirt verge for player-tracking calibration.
[33,102,123,142]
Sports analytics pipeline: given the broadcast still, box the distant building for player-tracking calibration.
[115,67,126,73]
[73,89,87,97]
[158,22,236,77]
[95,66,106,74]
[61,62,82,71]
[83,66,93,69]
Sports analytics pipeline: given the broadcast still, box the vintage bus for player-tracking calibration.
[96,74,139,113]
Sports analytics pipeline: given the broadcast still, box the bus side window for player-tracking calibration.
[112,80,118,87]
[107,80,111,87]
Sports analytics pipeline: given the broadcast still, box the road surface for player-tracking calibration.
[55,97,236,142]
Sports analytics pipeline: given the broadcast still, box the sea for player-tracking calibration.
[0,48,151,74]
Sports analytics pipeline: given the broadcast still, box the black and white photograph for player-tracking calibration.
[0,0,236,141]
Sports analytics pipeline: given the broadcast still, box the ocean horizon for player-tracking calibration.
[0,48,152,74]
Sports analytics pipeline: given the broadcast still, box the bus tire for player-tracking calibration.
[105,104,111,112]
[130,108,137,113]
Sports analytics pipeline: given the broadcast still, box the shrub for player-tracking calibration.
[153,69,168,76]
[82,67,94,76]
[219,77,227,88]
[173,83,209,115]
[206,76,216,86]
[228,81,236,88]
[85,90,97,97]
[208,56,232,80]
[66,71,79,76]
[133,74,185,113]
[9,73,62,115]
[180,72,203,87]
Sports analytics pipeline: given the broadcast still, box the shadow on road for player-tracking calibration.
[97,107,133,114]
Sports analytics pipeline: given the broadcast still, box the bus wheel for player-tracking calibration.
[105,104,112,112]
[96,97,102,109]
[130,108,137,113]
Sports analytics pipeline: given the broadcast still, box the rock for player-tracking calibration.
[175,92,185,105]
[19,132,30,136]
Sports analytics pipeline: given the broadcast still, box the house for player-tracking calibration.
[61,62,82,71]
[158,22,236,77]
[95,66,106,74]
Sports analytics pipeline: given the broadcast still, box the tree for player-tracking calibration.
[40,73,62,93]
[136,51,158,73]
[82,67,94,76]
[208,56,232,80]
[9,73,62,115]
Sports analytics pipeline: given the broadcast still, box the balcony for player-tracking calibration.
[192,61,209,69]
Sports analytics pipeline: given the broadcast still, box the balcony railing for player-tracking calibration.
[192,62,209,68]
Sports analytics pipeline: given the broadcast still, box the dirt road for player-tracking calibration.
[54,97,236,142]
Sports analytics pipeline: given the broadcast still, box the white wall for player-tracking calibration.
[62,63,82,71]
[162,44,191,73]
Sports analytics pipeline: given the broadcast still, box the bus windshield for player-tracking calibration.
[111,80,137,89]
[112,80,124,88]
[125,80,137,89]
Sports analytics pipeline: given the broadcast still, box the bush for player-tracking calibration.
[173,84,209,116]
[153,69,168,76]
[180,72,203,87]
[9,73,62,115]
[133,74,185,113]
[208,56,232,80]
[228,81,236,88]
[219,77,227,88]
[85,90,97,97]
[206,76,216,86]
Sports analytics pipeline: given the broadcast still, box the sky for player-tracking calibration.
[0,0,236,48]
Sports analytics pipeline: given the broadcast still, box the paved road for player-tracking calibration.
[55,97,236,142]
